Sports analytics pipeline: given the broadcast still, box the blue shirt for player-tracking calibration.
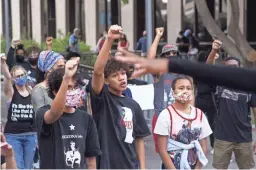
[69,34,79,52]
[136,37,147,53]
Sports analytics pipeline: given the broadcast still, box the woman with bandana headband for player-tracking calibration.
[153,76,212,169]
[1,54,37,169]
[31,37,65,114]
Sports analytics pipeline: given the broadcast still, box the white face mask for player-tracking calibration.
[173,91,193,103]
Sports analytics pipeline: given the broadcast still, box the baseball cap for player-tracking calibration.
[160,44,178,57]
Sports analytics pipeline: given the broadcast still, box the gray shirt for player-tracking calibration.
[154,73,177,116]
[31,84,53,113]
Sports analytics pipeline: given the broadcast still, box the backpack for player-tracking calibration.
[152,105,203,153]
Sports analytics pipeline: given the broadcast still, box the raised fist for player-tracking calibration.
[0,53,6,65]
[46,37,53,45]
[212,40,222,51]
[156,27,164,37]
[11,39,21,49]
[107,25,123,40]
[64,57,80,78]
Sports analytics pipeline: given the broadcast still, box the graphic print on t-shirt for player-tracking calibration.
[220,88,251,102]
[164,78,175,106]
[117,106,134,144]
[11,103,34,121]
[61,124,83,169]
[64,141,81,168]
[171,120,201,168]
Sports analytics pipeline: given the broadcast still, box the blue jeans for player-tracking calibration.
[5,133,37,169]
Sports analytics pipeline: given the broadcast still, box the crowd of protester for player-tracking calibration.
[1,24,256,169]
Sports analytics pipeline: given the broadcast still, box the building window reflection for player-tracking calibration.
[154,0,167,42]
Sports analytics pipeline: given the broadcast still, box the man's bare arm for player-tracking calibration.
[206,40,222,65]
[92,25,123,95]
[136,138,146,169]
[147,27,164,60]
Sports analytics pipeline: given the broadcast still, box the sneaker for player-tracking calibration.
[210,149,214,155]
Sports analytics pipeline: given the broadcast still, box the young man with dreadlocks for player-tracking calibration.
[90,25,151,169]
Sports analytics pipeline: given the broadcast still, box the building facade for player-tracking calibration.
[1,0,256,51]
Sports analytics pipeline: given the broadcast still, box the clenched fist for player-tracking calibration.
[155,27,164,37]
[107,25,123,40]
[212,40,222,51]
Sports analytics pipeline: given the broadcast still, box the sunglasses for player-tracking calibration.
[165,51,178,56]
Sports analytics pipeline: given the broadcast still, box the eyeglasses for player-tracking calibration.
[14,73,26,79]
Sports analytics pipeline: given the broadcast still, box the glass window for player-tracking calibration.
[154,0,167,42]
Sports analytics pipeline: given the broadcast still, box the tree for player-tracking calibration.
[194,0,256,65]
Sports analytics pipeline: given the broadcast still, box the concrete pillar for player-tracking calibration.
[121,0,135,50]
[227,0,245,34]
[55,0,67,38]
[85,0,97,50]
[11,0,21,39]
[75,0,80,29]
[167,0,182,44]
[31,0,42,43]
[0,0,3,38]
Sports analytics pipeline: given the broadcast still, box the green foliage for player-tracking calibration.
[1,35,6,53]
[1,32,91,54]
[121,0,129,5]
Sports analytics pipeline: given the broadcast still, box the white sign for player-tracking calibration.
[128,84,154,110]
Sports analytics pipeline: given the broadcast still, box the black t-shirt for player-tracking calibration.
[214,87,256,142]
[128,79,148,85]
[4,86,36,134]
[90,86,151,169]
[36,106,101,169]
[195,81,217,112]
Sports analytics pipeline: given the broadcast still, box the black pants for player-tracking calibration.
[195,97,217,148]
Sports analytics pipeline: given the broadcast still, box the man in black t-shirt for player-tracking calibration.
[205,47,256,169]
[35,59,101,169]
[90,25,151,169]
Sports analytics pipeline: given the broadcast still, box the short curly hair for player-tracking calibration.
[47,68,79,99]
[104,58,129,78]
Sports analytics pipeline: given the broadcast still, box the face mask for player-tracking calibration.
[28,57,38,66]
[65,88,82,107]
[16,55,24,63]
[14,75,28,86]
[173,91,193,104]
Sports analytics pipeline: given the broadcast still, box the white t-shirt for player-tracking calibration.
[154,105,212,168]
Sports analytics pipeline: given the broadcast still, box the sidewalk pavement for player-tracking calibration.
[144,128,256,169]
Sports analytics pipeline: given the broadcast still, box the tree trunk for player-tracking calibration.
[228,0,256,62]
[194,0,242,58]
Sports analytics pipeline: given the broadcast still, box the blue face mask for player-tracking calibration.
[14,76,28,86]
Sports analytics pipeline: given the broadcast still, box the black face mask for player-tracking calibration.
[16,55,24,63]
[28,57,38,66]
